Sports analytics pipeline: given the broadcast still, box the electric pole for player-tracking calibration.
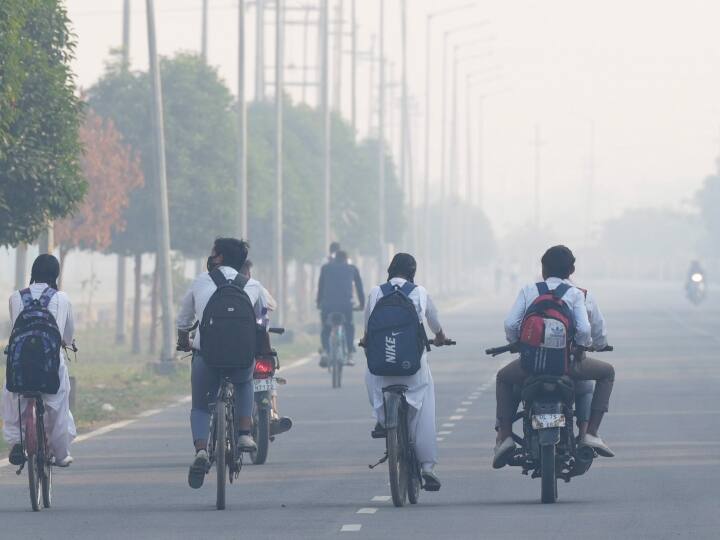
[351,0,357,132]
[274,0,285,324]
[585,121,595,243]
[145,0,175,362]
[534,123,543,229]
[255,0,266,100]
[400,0,413,250]
[332,0,344,112]
[201,0,209,62]
[15,245,27,290]
[378,0,386,262]
[237,0,248,237]
[321,0,331,254]
[122,0,130,69]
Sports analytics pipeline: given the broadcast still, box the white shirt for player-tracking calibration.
[363,278,442,335]
[9,284,75,354]
[504,277,593,348]
[176,266,267,350]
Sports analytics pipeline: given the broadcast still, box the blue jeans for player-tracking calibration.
[190,352,255,444]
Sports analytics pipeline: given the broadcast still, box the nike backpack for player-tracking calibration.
[199,269,257,369]
[6,288,62,394]
[365,282,428,376]
[518,282,575,376]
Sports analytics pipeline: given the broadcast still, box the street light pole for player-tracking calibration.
[237,0,247,237]
[321,0,331,254]
[201,0,209,62]
[378,0,386,262]
[351,0,357,132]
[275,0,285,324]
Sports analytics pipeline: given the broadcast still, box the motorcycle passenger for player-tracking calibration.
[317,249,365,367]
[363,253,448,491]
[177,238,266,489]
[2,254,77,468]
[494,245,616,469]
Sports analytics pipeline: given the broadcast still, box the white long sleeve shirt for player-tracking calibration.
[504,277,593,348]
[176,266,267,351]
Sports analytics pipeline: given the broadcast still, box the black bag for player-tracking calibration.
[6,288,62,394]
[199,269,257,369]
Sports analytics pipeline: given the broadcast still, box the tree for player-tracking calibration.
[54,110,144,265]
[0,0,85,246]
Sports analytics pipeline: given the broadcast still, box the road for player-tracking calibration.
[0,281,718,539]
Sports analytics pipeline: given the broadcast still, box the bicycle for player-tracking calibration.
[369,339,455,507]
[326,312,347,388]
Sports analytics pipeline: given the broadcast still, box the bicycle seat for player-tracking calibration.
[382,384,409,394]
[521,375,574,403]
[326,312,346,325]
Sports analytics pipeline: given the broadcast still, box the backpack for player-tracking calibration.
[365,282,428,376]
[199,269,257,369]
[518,282,575,376]
[6,288,62,394]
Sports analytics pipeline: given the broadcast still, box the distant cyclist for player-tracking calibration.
[317,249,365,367]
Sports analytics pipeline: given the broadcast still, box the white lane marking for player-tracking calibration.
[74,419,137,443]
[450,415,463,420]
[456,408,468,413]
[137,408,163,418]
[341,524,362,532]
[175,395,192,405]
[436,437,445,442]
[280,355,313,372]
[438,431,452,435]
[357,508,378,514]
[461,401,472,405]
[371,495,391,502]
[442,423,455,427]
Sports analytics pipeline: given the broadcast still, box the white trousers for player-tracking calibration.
[365,364,438,466]
[2,360,76,460]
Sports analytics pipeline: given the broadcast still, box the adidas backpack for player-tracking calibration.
[6,288,63,394]
[518,282,576,376]
[200,269,257,369]
[365,282,428,376]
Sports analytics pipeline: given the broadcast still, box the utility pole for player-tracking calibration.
[533,123,543,229]
[350,0,357,132]
[400,0,412,250]
[332,0,344,112]
[146,0,175,362]
[301,6,310,104]
[274,0,285,324]
[378,0,386,262]
[201,0,209,62]
[122,0,131,69]
[237,0,248,237]
[14,244,27,290]
[366,34,376,134]
[585,121,595,243]
[255,0,266,100]
[321,0,331,254]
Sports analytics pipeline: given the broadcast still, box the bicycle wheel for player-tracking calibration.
[250,399,270,465]
[215,399,227,510]
[39,422,52,508]
[387,407,408,507]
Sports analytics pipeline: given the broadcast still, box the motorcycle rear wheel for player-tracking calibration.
[250,400,270,465]
[540,444,558,504]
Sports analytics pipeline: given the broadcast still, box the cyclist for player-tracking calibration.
[317,249,365,367]
[177,238,267,489]
[363,253,448,491]
[2,254,76,468]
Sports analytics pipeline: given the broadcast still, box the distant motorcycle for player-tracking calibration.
[686,272,706,305]
[486,344,613,504]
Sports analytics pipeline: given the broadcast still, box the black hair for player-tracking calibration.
[240,258,253,276]
[213,237,249,272]
[334,250,348,263]
[387,253,417,282]
[30,254,60,290]
[329,242,340,255]
[541,245,576,279]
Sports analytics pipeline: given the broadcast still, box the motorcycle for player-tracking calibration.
[485,344,613,504]
[686,272,706,305]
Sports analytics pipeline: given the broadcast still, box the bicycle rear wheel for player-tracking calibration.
[387,406,408,507]
[27,454,41,511]
[215,400,227,510]
[39,421,52,508]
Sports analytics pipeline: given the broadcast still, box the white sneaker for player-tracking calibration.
[54,455,74,468]
[580,433,615,457]
[492,436,515,469]
[238,434,257,452]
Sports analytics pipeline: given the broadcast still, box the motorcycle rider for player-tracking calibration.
[493,245,615,469]
[317,249,365,367]
[177,238,266,489]
[363,253,449,491]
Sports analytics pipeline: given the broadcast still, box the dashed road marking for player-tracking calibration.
[450,415,463,420]
[137,408,162,418]
[461,401,472,405]
[357,508,378,514]
[438,430,452,435]
[371,495,391,502]
[436,437,445,442]
[456,408,468,413]
[341,524,362,532]
[442,423,455,427]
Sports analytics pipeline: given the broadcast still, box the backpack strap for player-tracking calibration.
[232,274,249,290]
[379,282,395,296]
[38,287,57,308]
[552,283,571,300]
[209,268,229,288]
[536,282,550,296]
[19,288,34,309]
[399,282,417,296]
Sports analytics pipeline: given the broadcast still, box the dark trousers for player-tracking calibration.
[320,306,354,352]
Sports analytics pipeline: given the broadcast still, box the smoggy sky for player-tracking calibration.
[65,0,720,241]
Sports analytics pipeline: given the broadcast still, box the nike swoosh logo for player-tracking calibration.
[391,332,402,336]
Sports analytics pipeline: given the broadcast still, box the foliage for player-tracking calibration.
[54,110,144,255]
[0,0,85,246]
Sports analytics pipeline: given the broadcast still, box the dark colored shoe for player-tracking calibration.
[270,416,293,436]
[188,449,209,489]
[318,355,328,368]
[9,443,24,466]
[422,470,442,492]
[371,422,386,439]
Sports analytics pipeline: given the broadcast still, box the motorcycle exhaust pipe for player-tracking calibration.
[572,444,595,477]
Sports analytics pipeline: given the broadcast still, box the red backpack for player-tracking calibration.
[519,282,576,375]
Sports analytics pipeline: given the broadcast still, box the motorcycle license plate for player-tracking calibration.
[253,379,275,392]
[531,414,566,429]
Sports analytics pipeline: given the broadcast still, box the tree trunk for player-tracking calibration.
[132,254,142,355]
[297,262,307,321]
[115,255,127,344]
[58,246,69,290]
[149,256,159,354]
[14,244,27,290]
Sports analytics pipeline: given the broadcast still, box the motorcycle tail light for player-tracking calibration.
[254,358,274,379]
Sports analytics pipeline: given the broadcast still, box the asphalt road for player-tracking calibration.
[0,281,718,539]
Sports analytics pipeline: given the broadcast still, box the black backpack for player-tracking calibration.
[199,269,257,369]
[6,288,62,394]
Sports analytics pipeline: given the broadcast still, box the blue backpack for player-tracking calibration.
[5,288,62,394]
[365,282,429,376]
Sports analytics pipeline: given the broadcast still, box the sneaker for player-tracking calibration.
[371,422,386,439]
[580,433,615,457]
[345,354,355,367]
[8,443,24,466]
[188,449,209,489]
[54,455,74,468]
[270,416,293,436]
[492,436,516,469]
[421,468,441,492]
[238,434,257,452]
[318,355,328,368]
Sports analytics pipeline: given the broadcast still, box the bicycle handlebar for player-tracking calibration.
[485,343,614,356]
[268,327,285,335]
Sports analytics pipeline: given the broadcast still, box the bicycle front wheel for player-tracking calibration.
[27,454,41,511]
[387,404,408,508]
[215,400,227,510]
[39,422,52,508]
